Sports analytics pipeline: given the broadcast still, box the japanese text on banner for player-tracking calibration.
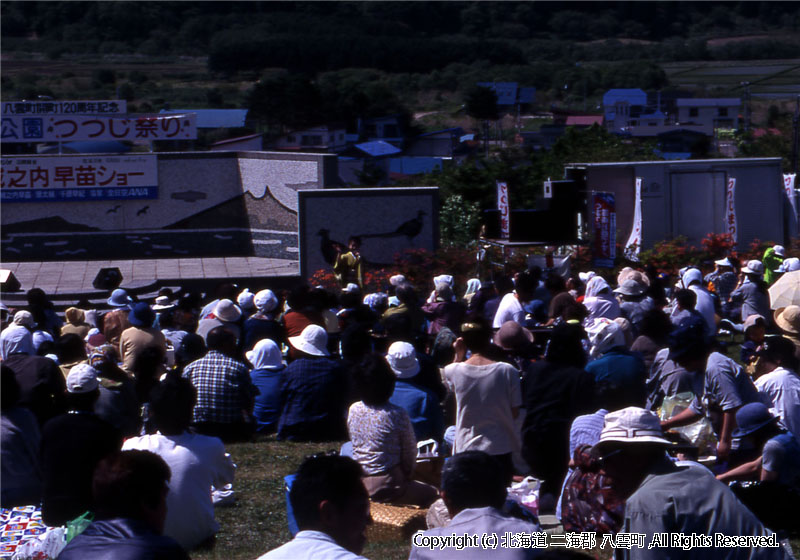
[497,181,510,240]
[0,113,196,143]
[726,177,737,244]
[1,155,158,203]
[1,100,126,116]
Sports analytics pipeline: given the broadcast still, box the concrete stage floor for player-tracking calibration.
[2,256,300,300]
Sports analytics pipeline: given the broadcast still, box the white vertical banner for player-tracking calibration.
[543,177,553,199]
[726,177,738,244]
[497,181,510,239]
[784,173,797,222]
[624,177,643,261]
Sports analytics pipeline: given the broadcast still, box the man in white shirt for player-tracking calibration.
[681,268,717,335]
[492,271,537,329]
[122,375,235,551]
[0,311,35,360]
[257,454,372,560]
[410,451,540,559]
[753,336,800,440]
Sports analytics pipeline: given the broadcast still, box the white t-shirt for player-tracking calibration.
[689,285,716,335]
[444,361,522,455]
[492,293,524,329]
[122,432,235,550]
[257,531,367,560]
[755,366,800,440]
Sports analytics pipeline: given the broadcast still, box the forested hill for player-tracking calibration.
[4,1,800,74]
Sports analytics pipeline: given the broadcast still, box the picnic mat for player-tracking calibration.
[0,507,65,559]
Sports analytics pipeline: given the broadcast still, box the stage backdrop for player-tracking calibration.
[298,187,439,281]
[1,151,336,262]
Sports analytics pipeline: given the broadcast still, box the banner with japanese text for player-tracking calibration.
[784,173,797,223]
[623,177,643,261]
[2,100,126,116]
[1,155,158,202]
[726,177,737,244]
[496,181,510,239]
[0,113,196,143]
[592,192,616,268]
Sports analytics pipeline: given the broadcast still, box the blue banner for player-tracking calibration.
[2,186,158,203]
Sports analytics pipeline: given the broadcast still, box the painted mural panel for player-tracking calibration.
[298,187,439,280]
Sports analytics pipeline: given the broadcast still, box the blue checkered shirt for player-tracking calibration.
[182,350,256,425]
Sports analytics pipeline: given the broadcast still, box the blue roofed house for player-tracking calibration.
[602,90,740,138]
[476,82,536,108]
[603,89,648,132]
[359,115,405,148]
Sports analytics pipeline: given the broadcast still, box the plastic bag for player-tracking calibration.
[65,511,93,543]
[506,476,541,516]
[659,392,717,458]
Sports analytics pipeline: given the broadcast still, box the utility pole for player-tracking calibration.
[790,94,800,173]
[740,82,751,132]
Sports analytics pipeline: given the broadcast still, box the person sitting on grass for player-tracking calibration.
[58,450,189,560]
[257,455,372,560]
[277,325,350,442]
[716,403,800,532]
[123,375,235,551]
[409,451,540,560]
[348,354,438,507]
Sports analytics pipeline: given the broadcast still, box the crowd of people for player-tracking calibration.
[1,242,799,559]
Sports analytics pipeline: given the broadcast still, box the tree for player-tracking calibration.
[247,72,323,133]
[464,85,499,121]
[440,194,481,248]
[464,85,499,156]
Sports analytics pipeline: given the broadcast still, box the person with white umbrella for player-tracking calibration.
[768,269,800,310]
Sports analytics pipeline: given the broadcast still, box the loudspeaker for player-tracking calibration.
[0,269,21,293]
[93,267,123,290]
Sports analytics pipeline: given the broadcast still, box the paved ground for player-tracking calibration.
[2,257,299,295]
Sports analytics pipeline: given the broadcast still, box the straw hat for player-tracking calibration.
[775,306,800,335]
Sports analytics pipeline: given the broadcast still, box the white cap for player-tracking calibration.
[742,260,764,275]
[774,245,786,257]
[254,289,278,312]
[66,363,100,394]
[237,289,256,311]
[12,310,35,328]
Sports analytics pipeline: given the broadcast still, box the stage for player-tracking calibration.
[1,256,300,308]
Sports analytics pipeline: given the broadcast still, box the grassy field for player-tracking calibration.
[661,58,800,98]
[194,436,411,560]
[192,335,799,560]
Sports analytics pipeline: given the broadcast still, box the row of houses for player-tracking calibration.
[602,88,741,135]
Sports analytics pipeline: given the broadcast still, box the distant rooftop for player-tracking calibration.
[354,140,402,157]
[603,89,647,106]
[565,115,603,126]
[676,98,741,107]
[160,109,248,128]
